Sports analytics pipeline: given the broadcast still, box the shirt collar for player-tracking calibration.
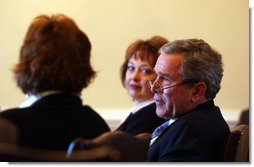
[130,99,154,114]
[19,90,63,108]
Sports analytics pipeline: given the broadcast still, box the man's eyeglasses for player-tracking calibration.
[147,79,198,93]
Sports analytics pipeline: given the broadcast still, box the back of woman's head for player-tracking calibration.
[13,14,96,94]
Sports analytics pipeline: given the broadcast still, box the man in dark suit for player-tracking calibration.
[146,39,230,161]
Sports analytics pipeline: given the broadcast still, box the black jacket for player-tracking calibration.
[116,103,166,135]
[146,100,230,162]
[0,93,110,150]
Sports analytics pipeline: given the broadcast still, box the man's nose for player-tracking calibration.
[151,78,161,93]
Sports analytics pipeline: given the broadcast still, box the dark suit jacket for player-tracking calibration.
[146,100,230,162]
[0,93,110,150]
[116,103,166,135]
[237,108,249,126]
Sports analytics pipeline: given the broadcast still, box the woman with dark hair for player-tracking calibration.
[0,14,110,150]
[116,36,168,135]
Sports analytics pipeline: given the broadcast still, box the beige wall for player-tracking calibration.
[0,0,249,122]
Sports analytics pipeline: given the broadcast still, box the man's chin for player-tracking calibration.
[155,108,168,119]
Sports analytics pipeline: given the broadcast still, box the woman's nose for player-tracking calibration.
[130,69,140,80]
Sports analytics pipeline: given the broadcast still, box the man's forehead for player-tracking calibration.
[156,54,182,67]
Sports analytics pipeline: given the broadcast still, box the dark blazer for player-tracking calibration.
[146,100,230,162]
[237,108,249,126]
[116,103,166,135]
[0,93,110,150]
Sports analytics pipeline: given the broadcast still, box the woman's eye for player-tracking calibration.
[127,65,135,72]
[141,69,153,74]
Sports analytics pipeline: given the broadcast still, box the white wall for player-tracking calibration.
[0,0,249,127]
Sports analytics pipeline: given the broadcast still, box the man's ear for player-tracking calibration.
[191,82,207,102]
